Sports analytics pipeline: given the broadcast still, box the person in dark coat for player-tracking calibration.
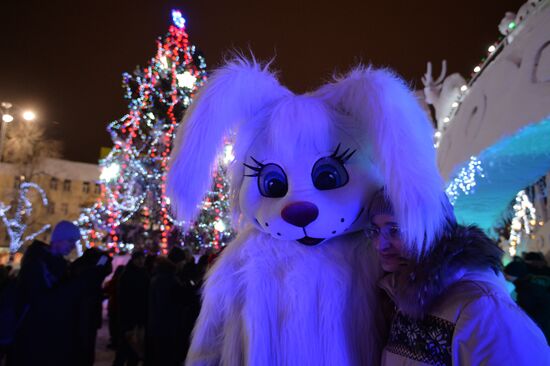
[70,248,112,366]
[0,265,17,365]
[145,257,184,366]
[11,221,82,366]
[505,259,550,344]
[113,251,149,366]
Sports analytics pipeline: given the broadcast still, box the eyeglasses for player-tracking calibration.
[365,223,401,240]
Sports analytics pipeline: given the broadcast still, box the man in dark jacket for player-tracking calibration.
[70,248,113,366]
[12,221,81,365]
[505,259,550,344]
[113,251,149,366]
[145,256,184,366]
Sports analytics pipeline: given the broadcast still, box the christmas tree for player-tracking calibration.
[78,10,234,254]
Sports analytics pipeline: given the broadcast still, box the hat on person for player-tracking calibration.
[131,250,146,261]
[167,246,187,264]
[504,260,529,279]
[51,220,81,243]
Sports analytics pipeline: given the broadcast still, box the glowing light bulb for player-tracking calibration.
[214,220,226,232]
[172,10,186,28]
[473,66,481,73]
[451,102,459,108]
[434,131,442,138]
[508,21,516,30]
[2,114,13,123]
[488,45,496,53]
[22,111,36,121]
[223,144,235,164]
[460,85,468,92]
[443,117,450,123]
[176,71,197,89]
[100,163,120,182]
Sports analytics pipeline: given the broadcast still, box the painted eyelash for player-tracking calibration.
[330,143,356,163]
[243,156,265,177]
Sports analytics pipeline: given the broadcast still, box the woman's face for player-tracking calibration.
[370,214,407,272]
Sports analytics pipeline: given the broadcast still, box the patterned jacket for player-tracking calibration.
[379,225,550,365]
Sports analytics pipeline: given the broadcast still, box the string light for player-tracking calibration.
[77,10,233,253]
[0,182,50,253]
[446,156,485,205]
[434,0,544,146]
[508,190,537,256]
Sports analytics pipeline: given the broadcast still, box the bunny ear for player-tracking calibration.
[167,57,289,225]
[316,66,452,258]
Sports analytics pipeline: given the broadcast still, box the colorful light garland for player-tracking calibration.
[77,10,234,253]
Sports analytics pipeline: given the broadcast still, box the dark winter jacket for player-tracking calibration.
[379,225,550,365]
[16,240,68,313]
[145,258,185,366]
[70,248,112,366]
[117,261,149,332]
[514,273,550,343]
[12,241,75,365]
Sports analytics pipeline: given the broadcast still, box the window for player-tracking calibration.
[63,179,71,192]
[47,202,55,214]
[82,182,90,194]
[94,183,101,194]
[61,203,68,215]
[50,178,58,190]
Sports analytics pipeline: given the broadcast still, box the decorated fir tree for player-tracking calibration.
[78,10,233,253]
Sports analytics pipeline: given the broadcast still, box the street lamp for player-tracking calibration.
[0,102,37,162]
[22,111,36,121]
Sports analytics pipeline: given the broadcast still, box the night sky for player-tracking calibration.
[0,0,525,164]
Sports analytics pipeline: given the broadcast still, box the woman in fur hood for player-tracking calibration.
[367,189,550,365]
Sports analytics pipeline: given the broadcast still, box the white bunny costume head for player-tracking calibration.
[168,58,451,258]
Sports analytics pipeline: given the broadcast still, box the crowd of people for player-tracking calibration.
[0,211,549,365]
[0,221,215,366]
[107,246,212,366]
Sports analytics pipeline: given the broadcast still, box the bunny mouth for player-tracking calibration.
[297,236,325,246]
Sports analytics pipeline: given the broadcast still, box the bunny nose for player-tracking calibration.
[281,201,319,227]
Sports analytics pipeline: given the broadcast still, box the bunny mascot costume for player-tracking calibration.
[167,58,451,366]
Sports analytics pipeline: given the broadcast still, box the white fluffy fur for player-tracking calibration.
[167,58,451,365]
[187,230,384,366]
[168,59,291,226]
[315,68,451,257]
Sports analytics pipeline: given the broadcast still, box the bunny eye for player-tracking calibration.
[311,157,349,190]
[311,144,355,190]
[244,158,288,198]
[258,164,288,198]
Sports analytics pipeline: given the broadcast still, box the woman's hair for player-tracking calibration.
[367,188,394,220]
[367,187,457,255]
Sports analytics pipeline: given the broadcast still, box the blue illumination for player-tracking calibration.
[448,116,550,235]
[172,10,186,28]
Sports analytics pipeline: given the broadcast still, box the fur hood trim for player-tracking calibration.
[379,225,503,318]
